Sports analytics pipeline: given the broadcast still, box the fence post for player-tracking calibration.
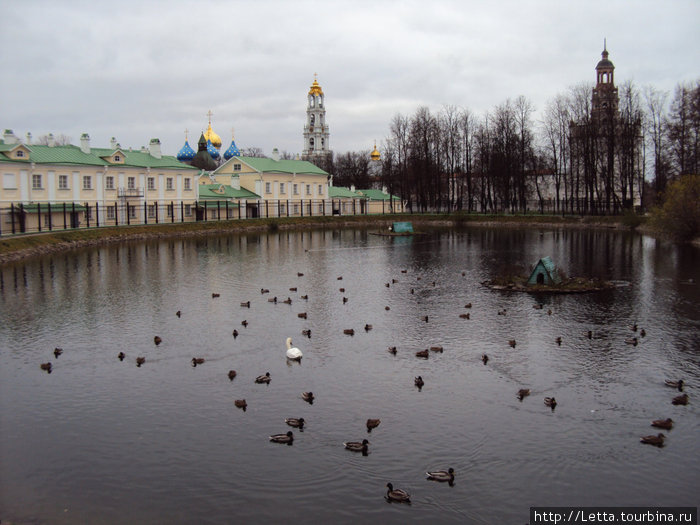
[86,203,90,228]
[300,199,304,217]
[47,202,52,230]
[265,200,269,218]
[180,201,184,223]
[37,203,42,232]
[144,201,148,225]
[115,201,119,226]
[95,202,100,228]
[126,203,130,225]
[171,201,175,223]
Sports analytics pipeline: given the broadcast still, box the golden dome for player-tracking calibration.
[370,142,381,161]
[308,74,324,96]
[204,110,222,149]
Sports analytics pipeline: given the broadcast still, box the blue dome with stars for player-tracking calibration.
[207,139,220,160]
[223,139,241,160]
[176,140,196,161]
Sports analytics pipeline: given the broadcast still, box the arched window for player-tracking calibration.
[309,138,314,151]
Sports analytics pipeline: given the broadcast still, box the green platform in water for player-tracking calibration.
[391,222,414,233]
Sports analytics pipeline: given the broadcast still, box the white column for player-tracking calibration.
[47,170,56,202]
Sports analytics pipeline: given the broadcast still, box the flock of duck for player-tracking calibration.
[37,266,691,504]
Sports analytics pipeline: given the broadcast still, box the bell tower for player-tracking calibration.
[592,40,619,120]
[302,74,331,163]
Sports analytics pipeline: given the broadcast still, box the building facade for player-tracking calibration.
[302,75,331,168]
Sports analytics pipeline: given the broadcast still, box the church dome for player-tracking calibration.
[176,140,196,161]
[223,137,241,160]
[207,139,220,160]
[308,76,324,96]
[204,122,222,149]
[370,142,381,161]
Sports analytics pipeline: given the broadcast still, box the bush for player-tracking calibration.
[651,174,700,241]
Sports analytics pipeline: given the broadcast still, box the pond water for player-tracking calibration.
[0,226,699,524]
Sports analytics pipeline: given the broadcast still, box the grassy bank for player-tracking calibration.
[0,213,649,265]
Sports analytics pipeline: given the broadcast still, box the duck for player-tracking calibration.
[401,269,408,273]
[240,301,250,308]
[426,467,455,482]
[630,323,638,332]
[234,399,247,410]
[555,336,562,346]
[672,393,689,406]
[640,433,665,447]
[228,370,237,381]
[289,287,297,292]
[297,312,307,319]
[640,328,646,337]
[651,418,673,430]
[430,345,443,353]
[241,320,249,327]
[268,296,278,303]
[587,330,593,339]
[385,282,391,288]
[481,354,488,364]
[232,329,239,338]
[665,379,684,391]
[343,297,349,304]
[498,309,507,316]
[533,304,543,310]
[415,349,429,358]
[270,431,294,444]
[344,328,355,336]
[544,397,557,409]
[459,313,470,319]
[344,439,369,453]
[282,297,292,305]
[384,305,390,310]
[302,391,314,403]
[301,295,308,300]
[285,417,305,429]
[136,357,145,367]
[302,329,311,338]
[40,362,52,373]
[255,372,271,384]
[517,388,531,401]
[286,337,303,361]
[385,483,410,503]
[421,315,429,322]
[366,419,381,432]
[547,309,552,315]
[298,272,304,277]
[154,336,162,346]
[465,303,472,308]
[508,339,516,348]
[176,310,181,318]
[364,324,373,331]
[191,357,205,367]
[118,352,125,361]
[337,276,343,280]
[415,376,425,389]
[339,287,345,292]
[212,293,220,298]
[261,288,270,294]
[53,347,63,358]
[625,337,638,346]
[387,346,397,355]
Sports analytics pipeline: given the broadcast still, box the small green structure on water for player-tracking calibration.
[527,256,562,286]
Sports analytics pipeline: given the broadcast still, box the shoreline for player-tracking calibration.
[0,214,661,266]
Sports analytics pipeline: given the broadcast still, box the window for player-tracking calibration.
[58,175,69,190]
[114,155,121,162]
[184,204,192,217]
[184,178,191,191]
[16,150,25,158]
[106,206,116,220]
[166,177,173,190]
[128,176,136,190]
[293,183,298,195]
[279,183,285,195]
[166,205,173,218]
[3,173,17,189]
[44,214,51,227]
[105,176,114,190]
[32,174,42,189]
[293,204,299,215]
[128,206,137,219]
[83,175,92,190]
[148,205,156,218]
[265,182,271,194]
[233,163,241,171]
[85,207,92,220]
[306,184,311,195]
[147,177,155,191]
[318,184,323,195]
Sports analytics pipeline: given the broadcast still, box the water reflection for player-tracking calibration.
[0,226,698,524]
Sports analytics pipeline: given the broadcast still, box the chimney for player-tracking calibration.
[271,147,280,161]
[231,175,241,190]
[47,133,56,147]
[149,138,162,159]
[350,184,356,193]
[110,137,118,149]
[25,132,32,145]
[80,133,91,154]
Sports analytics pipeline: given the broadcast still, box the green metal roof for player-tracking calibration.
[357,189,401,201]
[0,143,196,170]
[198,184,260,200]
[328,186,365,198]
[218,156,329,176]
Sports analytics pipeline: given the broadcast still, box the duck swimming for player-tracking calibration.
[426,467,455,482]
[415,349,429,358]
[651,418,673,430]
[191,357,205,367]
[517,389,531,401]
[665,379,684,391]
[228,370,237,381]
[672,393,689,405]
[366,419,381,432]
[40,362,52,373]
[270,431,294,444]
[385,483,410,503]
[302,391,314,403]
[640,433,665,447]
[255,372,271,384]
[544,397,557,409]
[415,376,425,389]
[234,399,247,410]
[285,417,305,429]
[344,439,369,453]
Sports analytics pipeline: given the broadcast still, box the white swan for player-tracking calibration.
[286,337,302,360]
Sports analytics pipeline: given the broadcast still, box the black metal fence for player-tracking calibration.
[0,198,403,236]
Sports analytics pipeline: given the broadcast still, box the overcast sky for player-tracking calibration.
[1,0,698,158]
